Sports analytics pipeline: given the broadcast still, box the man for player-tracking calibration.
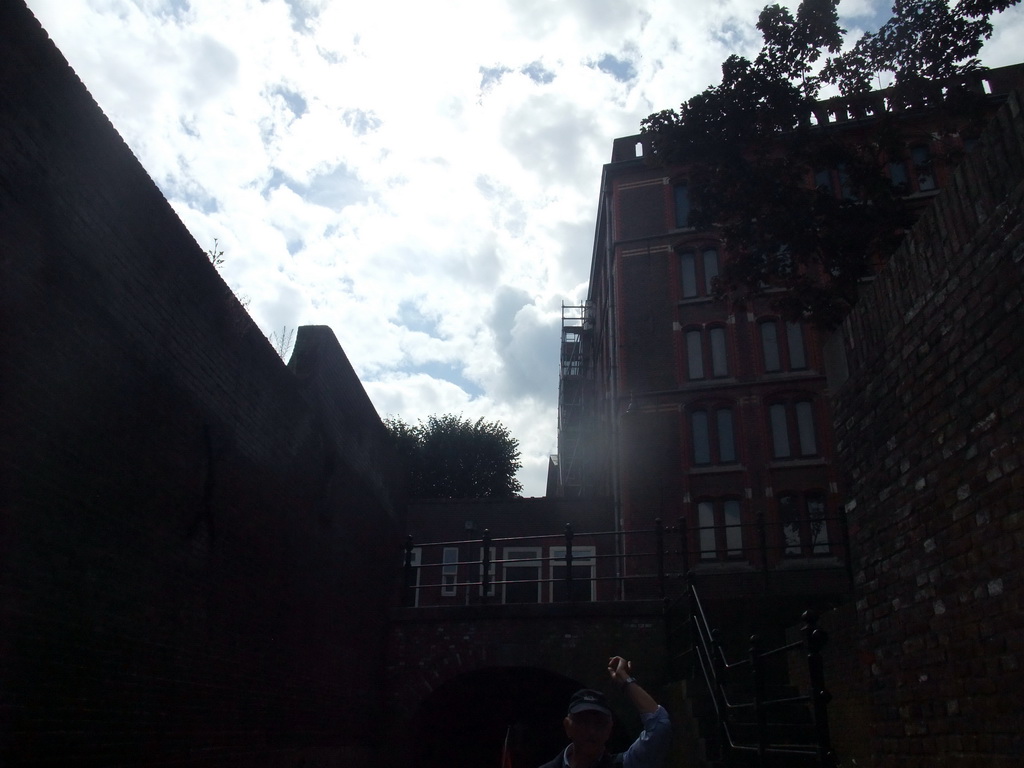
[537,655,671,768]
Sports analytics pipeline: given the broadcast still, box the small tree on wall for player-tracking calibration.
[383,414,523,499]
[640,0,1020,327]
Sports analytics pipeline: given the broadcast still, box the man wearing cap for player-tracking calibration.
[537,655,671,768]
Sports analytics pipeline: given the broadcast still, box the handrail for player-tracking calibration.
[687,585,838,767]
[401,513,850,608]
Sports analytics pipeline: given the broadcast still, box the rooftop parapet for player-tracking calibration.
[611,62,1024,163]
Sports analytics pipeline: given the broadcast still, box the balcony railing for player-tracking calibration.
[400,513,850,608]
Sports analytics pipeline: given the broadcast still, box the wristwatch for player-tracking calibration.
[623,676,638,686]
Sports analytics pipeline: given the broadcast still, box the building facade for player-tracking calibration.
[557,64,1024,618]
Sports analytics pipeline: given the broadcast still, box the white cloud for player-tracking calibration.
[23,0,1023,495]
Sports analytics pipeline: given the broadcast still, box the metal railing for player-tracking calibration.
[401,522,671,607]
[688,584,837,767]
[400,513,849,608]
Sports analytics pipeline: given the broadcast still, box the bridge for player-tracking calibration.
[382,518,849,768]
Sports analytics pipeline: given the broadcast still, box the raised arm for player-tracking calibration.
[607,656,660,715]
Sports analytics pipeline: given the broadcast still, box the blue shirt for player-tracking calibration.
[554,705,671,768]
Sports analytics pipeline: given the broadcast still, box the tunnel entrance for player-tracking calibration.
[409,666,631,768]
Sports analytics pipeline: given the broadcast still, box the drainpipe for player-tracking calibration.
[606,193,625,601]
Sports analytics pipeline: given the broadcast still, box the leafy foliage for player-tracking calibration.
[641,0,1019,326]
[383,414,523,499]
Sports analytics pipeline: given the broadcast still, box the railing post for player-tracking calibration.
[803,610,837,768]
[756,509,770,591]
[750,634,767,767]
[481,529,492,604]
[403,535,415,607]
[564,523,574,602]
[711,629,729,767]
[678,516,690,582]
[655,518,665,598]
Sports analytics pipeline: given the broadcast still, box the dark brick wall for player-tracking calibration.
[828,90,1024,767]
[0,3,402,765]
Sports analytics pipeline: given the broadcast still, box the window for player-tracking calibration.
[717,408,736,462]
[769,399,818,459]
[709,326,728,377]
[679,249,720,298]
[779,492,831,556]
[697,499,744,560]
[685,325,729,380]
[837,163,856,199]
[786,321,807,369]
[441,546,459,597]
[674,182,690,228]
[686,330,703,378]
[911,146,936,191]
[761,321,781,372]
[550,546,596,602]
[702,249,720,294]
[502,547,541,604]
[814,168,832,192]
[691,405,737,465]
[760,318,808,372]
[888,159,909,191]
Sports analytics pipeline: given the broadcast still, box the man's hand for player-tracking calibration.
[607,655,633,685]
[607,655,660,715]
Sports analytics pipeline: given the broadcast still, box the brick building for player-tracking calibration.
[554,65,1024,625]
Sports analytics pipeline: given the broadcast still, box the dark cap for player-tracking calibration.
[567,689,612,717]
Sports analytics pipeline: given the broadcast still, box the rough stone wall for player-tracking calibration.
[830,90,1024,767]
[0,3,402,765]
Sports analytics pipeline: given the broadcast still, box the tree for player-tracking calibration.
[269,325,296,360]
[640,0,1019,327]
[383,414,523,499]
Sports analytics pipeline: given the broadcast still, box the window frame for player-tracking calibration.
[690,403,738,466]
[683,324,730,381]
[778,490,832,556]
[440,546,459,597]
[696,498,745,561]
[678,247,720,299]
[501,546,542,604]
[759,317,808,373]
[549,545,596,603]
[768,397,819,459]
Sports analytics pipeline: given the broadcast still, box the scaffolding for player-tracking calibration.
[557,302,591,496]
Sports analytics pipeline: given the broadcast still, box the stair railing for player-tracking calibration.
[688,584,838,768]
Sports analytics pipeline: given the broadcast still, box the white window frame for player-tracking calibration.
[549,545,596,603]
[501,547,542,604]
[441,546,459,597]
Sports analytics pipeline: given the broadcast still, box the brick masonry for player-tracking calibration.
[0,2,403,765]
[828,89,1024,766]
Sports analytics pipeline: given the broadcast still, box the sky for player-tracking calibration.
[24,0,1024,496]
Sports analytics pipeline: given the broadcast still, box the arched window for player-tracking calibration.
[684,325,730,381]
[911,145,936,191]
[778,491,831,556]
[759,318,807,372]
[697,498,744,560]
[674,182,690,228]
[769,398,818,459]
[690,405,737,465]
[679,248,720,298]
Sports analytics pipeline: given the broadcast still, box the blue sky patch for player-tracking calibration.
[522,61,556,84]
[593,53,636,83]
[274,87,308,119]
